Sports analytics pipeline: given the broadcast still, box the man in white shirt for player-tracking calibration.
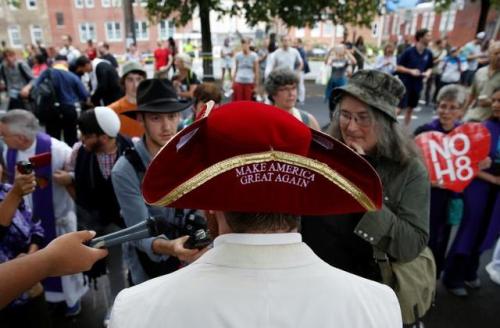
[109,101,402,328]
[265,35,303,78]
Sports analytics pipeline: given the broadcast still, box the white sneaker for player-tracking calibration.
[486,263,500,285]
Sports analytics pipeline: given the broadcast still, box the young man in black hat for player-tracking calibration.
[111,79,204,287]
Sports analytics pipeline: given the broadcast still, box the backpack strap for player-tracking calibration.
[0,64,6,86]
[124,147,146,181]
[17,62,32,84]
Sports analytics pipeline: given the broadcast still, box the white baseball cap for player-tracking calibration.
[94,106,120,137]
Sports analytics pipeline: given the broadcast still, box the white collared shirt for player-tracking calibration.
[213,232,301,247]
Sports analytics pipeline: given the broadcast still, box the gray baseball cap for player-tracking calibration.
[333,70,406,121]
[121,61,147,79]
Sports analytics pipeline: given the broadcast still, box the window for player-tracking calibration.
[56,12,64,26]
[323,22,334,37]
[26,0,37,9]
[383,15,391,36]
[30,25,43,43]
[102,0,122,7]
[439,10,456,32]
[446,10,456,32]
[372,22,379,37]
[295,28,305,38]
[106,21,122,41]
[310,24,320,37]
[8,25,22,48]
[134,21,149,40]
[158,20,175,40]
[79,23,96,43]
[132,0,147,6]
[410,13,418,35]
[75,0,94,8]
[427,12,435,31]
[335,25,344,38]
[421,12,429,30]
[392,14,399,35]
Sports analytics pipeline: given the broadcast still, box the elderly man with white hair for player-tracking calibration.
[0,109,87,316]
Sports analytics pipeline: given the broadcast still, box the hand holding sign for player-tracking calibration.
[415,123,491,192]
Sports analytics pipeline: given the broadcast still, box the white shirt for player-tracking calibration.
[59,46,81,64]
[265,47,303,78]
[110,233,402,328]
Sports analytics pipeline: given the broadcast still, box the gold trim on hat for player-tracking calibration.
[147,151,377,211]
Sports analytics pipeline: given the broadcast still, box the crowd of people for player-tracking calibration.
[0,27,498,328]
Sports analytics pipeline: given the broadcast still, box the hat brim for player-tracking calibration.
[333,84,398,121]
[122,100,192,119]
[121,69,147,79]
[142,103,382,216]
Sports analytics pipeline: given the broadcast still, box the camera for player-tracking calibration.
[161,210,212,250]
[15,153,51,175]
[16,161,34,174]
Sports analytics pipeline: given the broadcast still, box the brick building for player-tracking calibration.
[381,0,499,48]
[0,0,497,59]
[0,0,52,49]
[46,0,194,55]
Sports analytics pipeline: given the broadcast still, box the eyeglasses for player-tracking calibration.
[339,110,373,127]
[437,103,461,112]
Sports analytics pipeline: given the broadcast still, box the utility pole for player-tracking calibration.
[123,0,136,47]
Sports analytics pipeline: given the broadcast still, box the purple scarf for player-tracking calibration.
[6,132,62,293]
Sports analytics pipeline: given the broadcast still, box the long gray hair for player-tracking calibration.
[328,102,420,166]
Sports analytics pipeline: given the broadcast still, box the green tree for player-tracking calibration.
[145,0,382,80]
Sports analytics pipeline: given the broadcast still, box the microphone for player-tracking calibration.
[87,214,212,249]
[88,217,172,249]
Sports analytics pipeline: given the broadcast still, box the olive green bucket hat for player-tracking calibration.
[333,70,406,121]
[121,61,147,79]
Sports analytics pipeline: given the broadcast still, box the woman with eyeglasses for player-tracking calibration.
[302,70,430,325]
[413,84,466,280]
[442,87,500,296]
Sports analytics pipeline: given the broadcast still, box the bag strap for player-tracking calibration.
[124,146,146,182]
[0,64,6,87]
[18,62,32,83]
[373,247,396,287]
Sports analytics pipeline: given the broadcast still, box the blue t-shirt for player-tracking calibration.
[397,46,433,89]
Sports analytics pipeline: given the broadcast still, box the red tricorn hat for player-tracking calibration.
[142,101,382,215]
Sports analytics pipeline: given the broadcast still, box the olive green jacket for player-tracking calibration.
[355,156,430,262]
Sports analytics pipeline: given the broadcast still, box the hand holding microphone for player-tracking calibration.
[87,214,212,250]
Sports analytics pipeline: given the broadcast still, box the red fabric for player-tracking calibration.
[32,63,48,78]
[143,101,382,215]
[86,47,97,60]
[154,48,170,71]
[232,82,255,101]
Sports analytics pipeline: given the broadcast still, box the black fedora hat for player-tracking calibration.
[122,79,191,118]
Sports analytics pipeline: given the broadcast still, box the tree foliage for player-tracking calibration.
[145,0,382,29]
